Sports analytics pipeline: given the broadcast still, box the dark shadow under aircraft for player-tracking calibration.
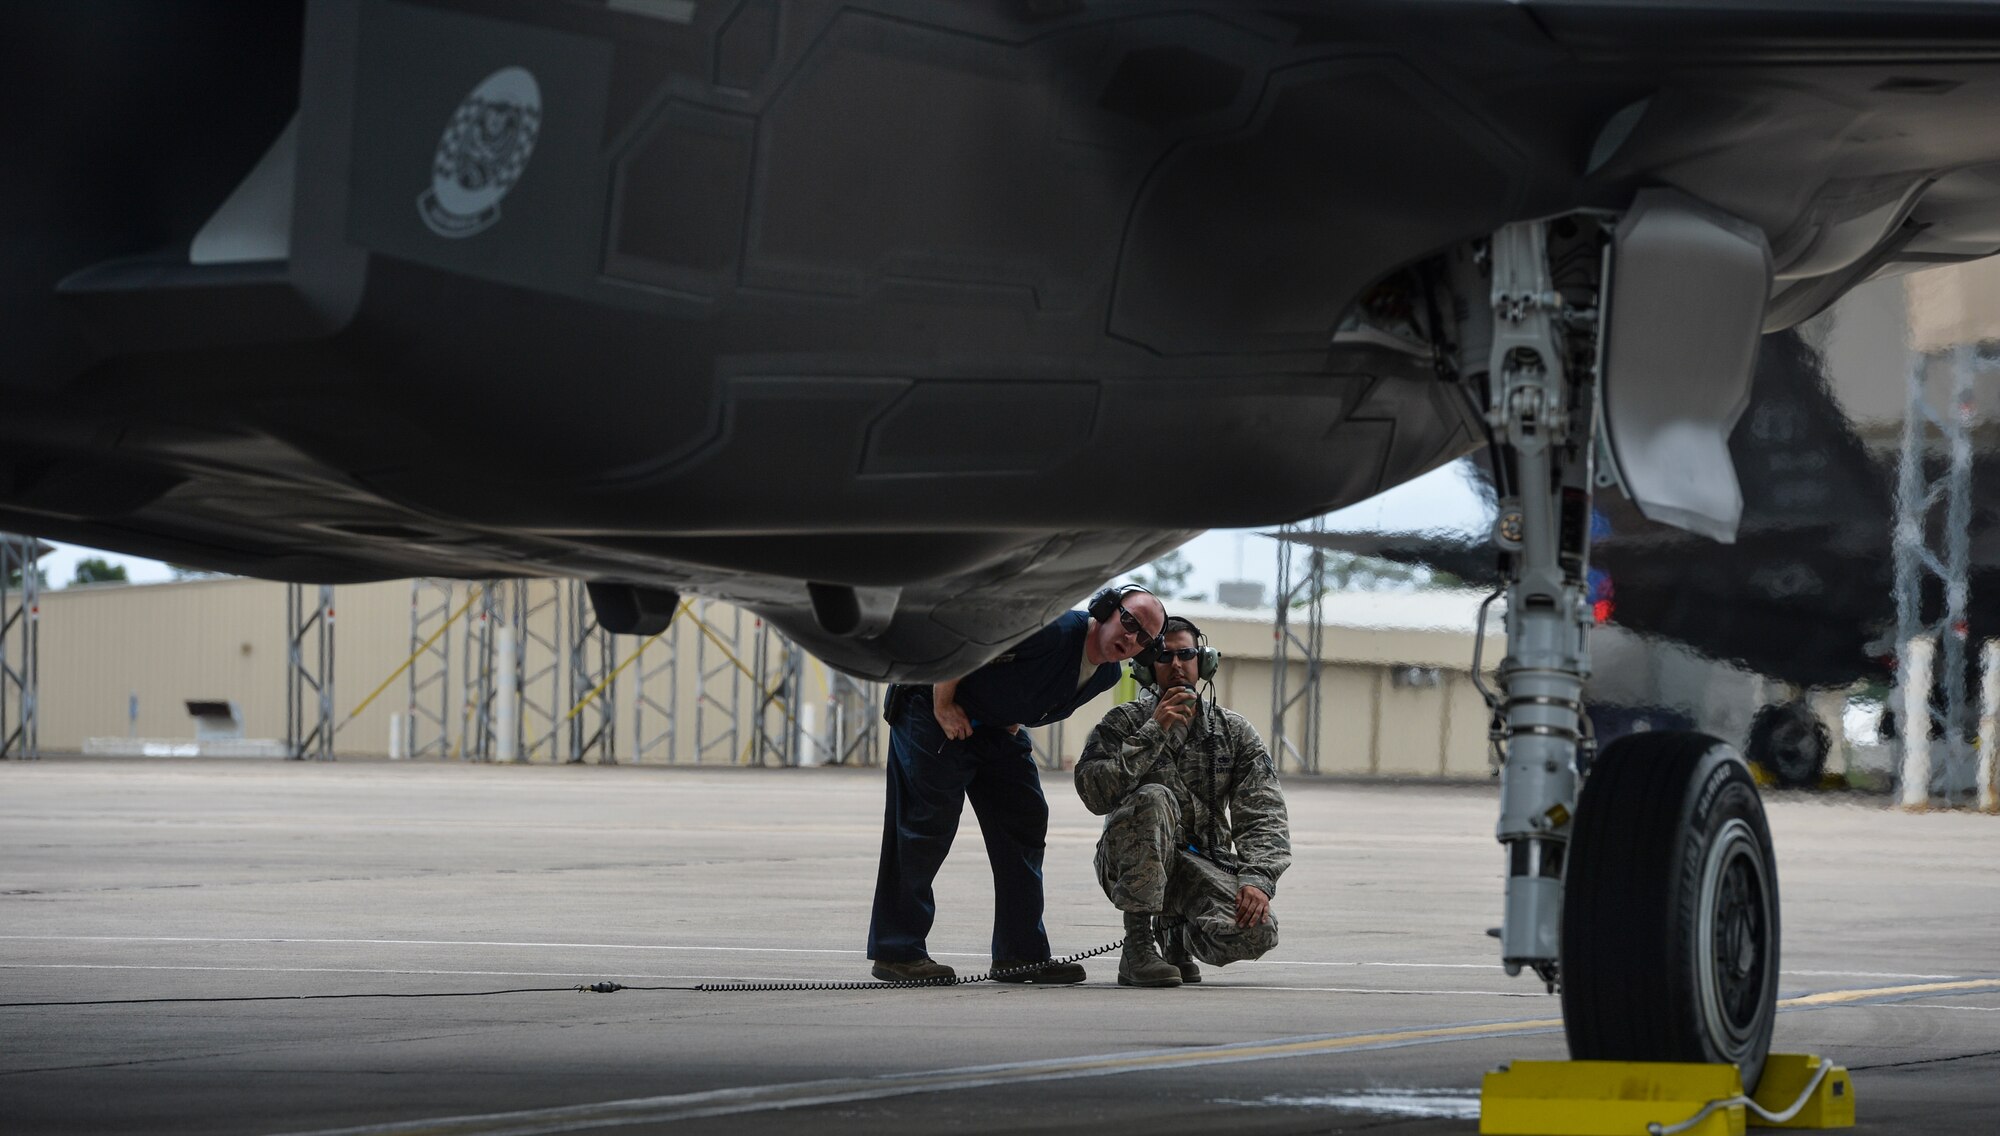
[15,0,2000,1099]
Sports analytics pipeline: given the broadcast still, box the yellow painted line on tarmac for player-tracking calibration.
[257,975,2000,1136]
[1779,977,2000,1008]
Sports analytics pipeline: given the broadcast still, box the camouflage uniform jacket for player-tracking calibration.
[1075,689,1291,898]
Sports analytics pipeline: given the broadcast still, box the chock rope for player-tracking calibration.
[692,939,1125,991]
[1647,1057,1834,1136]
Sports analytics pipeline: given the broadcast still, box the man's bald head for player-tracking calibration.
[1087,588,1166,666]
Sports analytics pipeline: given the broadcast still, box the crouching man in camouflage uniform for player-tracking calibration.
[1075,615,1291,987]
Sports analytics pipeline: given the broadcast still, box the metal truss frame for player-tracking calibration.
[1,534,42,760]
[693,598,745,764]
[825,671,881,766]
[1893,344,1979,806]
[1270,514,1328,774]
[566,580,617,763]
[405,579,454,759]
[752,622,804,767]
[631,616,678,764]
[1025,721,1066,771]
[458,582,500,760]
[512,579,564,762]
[287,584,335,761]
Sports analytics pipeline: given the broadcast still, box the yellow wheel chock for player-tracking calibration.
[1480,1054,1854,1135]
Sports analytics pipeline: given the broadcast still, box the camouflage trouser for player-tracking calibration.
[1093,783,1278,967]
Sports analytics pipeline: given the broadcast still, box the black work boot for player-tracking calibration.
[1118,911,1182,988]
[1158,918,1201,984]
[870,957,955,982]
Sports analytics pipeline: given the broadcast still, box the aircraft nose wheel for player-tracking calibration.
[1561,731,1781,1091]
[1746,702,1830,788]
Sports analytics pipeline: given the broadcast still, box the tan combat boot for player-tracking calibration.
[1118,911,1182,987]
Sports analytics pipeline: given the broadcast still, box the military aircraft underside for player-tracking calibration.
[13,0,2000,1094]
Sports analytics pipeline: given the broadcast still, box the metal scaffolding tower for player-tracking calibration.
[752,622,804,766]
[693,598,745,764]
[1,534,44,760]
[1270,515,1328,774]
[287,584,335,760]
[565,580,617,763]
[405,579,455,759]
[630,617,678,763]
[1893,344,1979,805]
[1026,722,1067,771]
[825,671,881,766]
[512,579,564,761]
[458,582,500,760]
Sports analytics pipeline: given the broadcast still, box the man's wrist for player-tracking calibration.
[1240,876,1274,899]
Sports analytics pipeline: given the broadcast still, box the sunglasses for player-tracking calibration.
[1115,603,1155,640]
[1153,647,1201,663]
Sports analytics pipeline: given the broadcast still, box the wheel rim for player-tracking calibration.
[1767,714,1821,783]
[1696,817,1773,1055]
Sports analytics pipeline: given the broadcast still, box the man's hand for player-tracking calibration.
[930,679,973,741]
[1234,884,1271,928]
[934,691,973,740]
[1152,686,1197,732]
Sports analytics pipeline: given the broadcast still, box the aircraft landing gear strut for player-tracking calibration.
[1484,218,1594,990]
[1481,216,1782,1089]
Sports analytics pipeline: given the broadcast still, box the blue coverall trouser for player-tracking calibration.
[866,697,1051,963]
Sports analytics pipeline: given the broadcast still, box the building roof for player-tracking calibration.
[1163,588,1501,635]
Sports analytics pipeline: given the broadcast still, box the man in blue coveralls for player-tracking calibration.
[868,584,1168,983]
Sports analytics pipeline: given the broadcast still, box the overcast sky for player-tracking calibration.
[32,460,1493,598]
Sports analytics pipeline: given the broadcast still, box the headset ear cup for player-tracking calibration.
[1087,588,1115,621]
[1132,638,1161,671]
[1199,648,1221,682]
[1130,659,1153,688]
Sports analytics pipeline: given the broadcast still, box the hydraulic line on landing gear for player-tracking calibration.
[693,939,1127,991]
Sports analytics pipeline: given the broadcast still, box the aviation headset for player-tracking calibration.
[1088,580,1168,652]
[1131,614,1221,688]
[1087,582,1154,623]
[1133,613,1238,860]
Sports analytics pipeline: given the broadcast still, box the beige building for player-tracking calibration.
[26,577,1520,777]
[1807,257,2000,442]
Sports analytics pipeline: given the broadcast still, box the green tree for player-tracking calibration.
[1131,549,1194,599]
[5,566,48,590]
[1290,551,1462,605]
[70,557,129,586]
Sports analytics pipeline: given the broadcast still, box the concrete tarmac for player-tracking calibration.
[2,758,1996,1135]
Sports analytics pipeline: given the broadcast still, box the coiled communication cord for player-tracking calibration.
[693,938,1126,992]
[4,943,1132,1007]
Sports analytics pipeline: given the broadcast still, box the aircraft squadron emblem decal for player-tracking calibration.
[418,67,542,238]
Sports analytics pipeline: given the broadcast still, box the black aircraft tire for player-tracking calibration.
[1746,703,1829,789]
[1560,730,1780,1091]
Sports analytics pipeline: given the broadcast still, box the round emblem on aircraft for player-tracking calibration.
[417,66,542,238]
